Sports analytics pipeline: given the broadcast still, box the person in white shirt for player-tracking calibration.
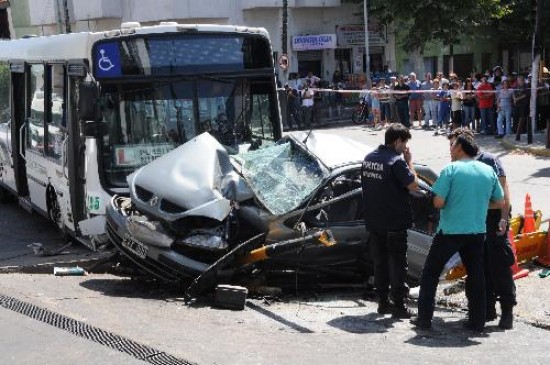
[450,82,463,130]
[301,79,314,128]
[306,72,321,88]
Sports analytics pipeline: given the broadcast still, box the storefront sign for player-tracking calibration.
[336,24,386,46]
[292,34,337,51]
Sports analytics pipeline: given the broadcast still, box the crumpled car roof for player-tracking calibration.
[288,131,372,170]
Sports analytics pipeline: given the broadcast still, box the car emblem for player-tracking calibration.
[150,196,159,206]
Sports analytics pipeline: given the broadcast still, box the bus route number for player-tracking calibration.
[87,196,101,212]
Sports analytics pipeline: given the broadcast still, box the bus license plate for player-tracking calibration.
[121,235,149,259]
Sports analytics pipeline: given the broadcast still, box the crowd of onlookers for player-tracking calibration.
[282,66,550,141]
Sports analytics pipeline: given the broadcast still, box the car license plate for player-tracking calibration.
[121,234,149,259]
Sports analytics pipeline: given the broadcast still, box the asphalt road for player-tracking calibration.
[0,273,549,365]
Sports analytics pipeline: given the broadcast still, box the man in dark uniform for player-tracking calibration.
[449,128,516,329]
[394,76,411,127]
[361,123,419,318]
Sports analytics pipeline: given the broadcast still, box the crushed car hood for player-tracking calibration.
[128,132,253,222]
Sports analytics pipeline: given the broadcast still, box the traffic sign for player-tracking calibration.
[278,54,289,71]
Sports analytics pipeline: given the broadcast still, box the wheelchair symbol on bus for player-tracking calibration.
[98,49,115,72]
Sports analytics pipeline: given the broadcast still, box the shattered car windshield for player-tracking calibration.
[238,141,328,215]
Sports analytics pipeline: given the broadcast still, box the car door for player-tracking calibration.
[287,170,367,269]
[407,177,440,280]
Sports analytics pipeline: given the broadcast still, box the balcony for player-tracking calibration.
[29,0,56,25]
[174,0,232,19]
[73,0,122,21]
[242,0,294,9]
[242,0,340,10]
[124,0,232,23]
[294,0,341,6]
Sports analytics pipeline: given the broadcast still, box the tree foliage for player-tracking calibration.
[492,0,550,46]
[350,0,511,51]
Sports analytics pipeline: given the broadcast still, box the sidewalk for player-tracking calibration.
[313,113,550,158]
[501,132,550,157]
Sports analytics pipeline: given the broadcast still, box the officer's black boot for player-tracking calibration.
[377,296,393,315]
[391,299,412,319]
[499,304,514,330]
[486,302,497,322]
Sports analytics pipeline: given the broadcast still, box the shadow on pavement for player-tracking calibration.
[79,277,187,302]
[327,313,396,334]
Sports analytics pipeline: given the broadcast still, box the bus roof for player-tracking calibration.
[0,23,270,63]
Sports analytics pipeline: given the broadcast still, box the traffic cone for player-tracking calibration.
[523,194,536,234]
[509,230,530,280]
[535,230,550,268]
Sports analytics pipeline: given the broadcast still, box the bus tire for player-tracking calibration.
[0,185,12,203]
[46,186,64,231]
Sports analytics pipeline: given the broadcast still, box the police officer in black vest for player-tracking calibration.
[361,123,419,318]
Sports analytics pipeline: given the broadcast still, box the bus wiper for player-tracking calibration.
[196,74,233,84]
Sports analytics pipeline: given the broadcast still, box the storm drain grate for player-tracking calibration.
[0,293,194,365]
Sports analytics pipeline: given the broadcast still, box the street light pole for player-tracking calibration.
[282,0,288,56]
[280,0,288,84]
[530,0,543,144]
[364,0,370,86]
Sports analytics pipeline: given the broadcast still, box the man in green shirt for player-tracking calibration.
[412,132,504,333]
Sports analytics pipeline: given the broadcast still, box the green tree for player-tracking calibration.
[349,0,509,52]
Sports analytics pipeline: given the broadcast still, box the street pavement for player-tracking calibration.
[0,273,549,365]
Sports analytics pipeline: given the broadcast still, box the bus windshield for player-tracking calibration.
[99,76,278,188]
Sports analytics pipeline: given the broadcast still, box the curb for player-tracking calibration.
[500,137,550,157]
[0,252,116,275]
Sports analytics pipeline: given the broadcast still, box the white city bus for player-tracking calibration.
[0,22,282,249]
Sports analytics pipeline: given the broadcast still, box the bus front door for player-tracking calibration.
[10,67,29,203]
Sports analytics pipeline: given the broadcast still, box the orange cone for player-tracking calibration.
[509,230,529,280]
[536,231,550,267]
[523,194,536,234]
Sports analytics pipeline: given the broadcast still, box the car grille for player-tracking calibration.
[135,185,154,202]
[160,199,186,214]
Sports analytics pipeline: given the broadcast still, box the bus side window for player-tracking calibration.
[46,64,66,163]
[28,64,45,155]
[0,62,10,164]
[0,62,9,124]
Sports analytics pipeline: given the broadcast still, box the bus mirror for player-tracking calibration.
[83,120,109,137]
[78,81,100,122]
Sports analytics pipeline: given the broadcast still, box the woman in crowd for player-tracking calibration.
[462,78,476,130]
[495,77,514,138]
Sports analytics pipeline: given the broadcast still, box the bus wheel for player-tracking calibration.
[46,187,63,230]
[0,185,14,203]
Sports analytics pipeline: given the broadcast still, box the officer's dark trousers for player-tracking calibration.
[369,230,408,304]
[418,233,486,328]
[485,209,517,308]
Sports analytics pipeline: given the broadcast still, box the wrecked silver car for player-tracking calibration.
[106,131,455,291]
